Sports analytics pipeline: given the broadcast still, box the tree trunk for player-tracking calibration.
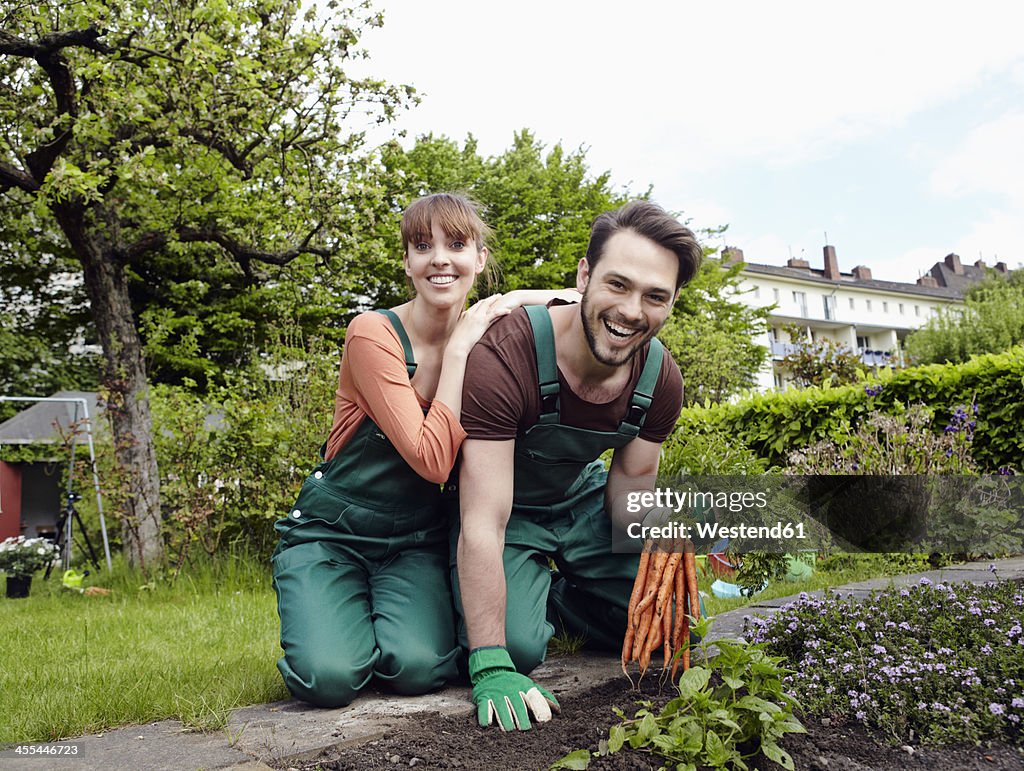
[54,205,163,568]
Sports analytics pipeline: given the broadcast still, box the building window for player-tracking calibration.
[899,303,905,315]
[856,335,870,349]
[882,301,889,313]
[793,291,807,317]
[866,299,872,311]
[915,305,921,316]
[752,285,760,298]
[823,294,836,320]
[773,287,780,303]
[848,297,855,310]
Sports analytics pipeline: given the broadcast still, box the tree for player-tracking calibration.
[904,272,1024,365]
[0,214,99,418]
[779,324,862,388]
[375,131,633,304]
[1,0,411,565]
[659,252,771,405]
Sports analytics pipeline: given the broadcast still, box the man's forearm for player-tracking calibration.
[604,469,658,533]
[605,437,664,533]
[457,522,508,649]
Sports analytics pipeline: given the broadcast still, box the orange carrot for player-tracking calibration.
[622,544,652,675]
[661,587,673,670]
[683,546,700,624]
[655,553,682,615]
[670,557,686,680]
[631,550,668,659]
[681,611,691,672]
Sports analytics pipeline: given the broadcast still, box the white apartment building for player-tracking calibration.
[727,247,1010,391]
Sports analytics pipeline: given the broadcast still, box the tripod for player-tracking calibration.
[44,491,102,580]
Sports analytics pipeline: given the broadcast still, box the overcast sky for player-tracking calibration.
[351,0,1024,283]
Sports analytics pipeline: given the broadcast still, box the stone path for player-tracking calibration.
[6,558,1022,771]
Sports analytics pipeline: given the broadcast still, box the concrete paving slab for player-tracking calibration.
[948,557,1024,579]
[0,720,254,771]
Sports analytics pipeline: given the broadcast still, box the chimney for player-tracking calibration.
[944,253,963,274]
[851,265,872,281]
[975,259,987,269]
[917,276,939,288]
[722,246,745,266]
[823,245,840,280]
[996,261,1009,274]
[787,257,810,269]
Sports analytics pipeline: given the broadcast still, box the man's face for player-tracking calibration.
[577,229,678,367]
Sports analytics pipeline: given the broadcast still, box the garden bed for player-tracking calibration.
[287,674,1024,770]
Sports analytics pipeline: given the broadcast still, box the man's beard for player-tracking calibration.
[580,292,654,367]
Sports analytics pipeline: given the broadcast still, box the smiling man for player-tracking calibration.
[454,201,703,730]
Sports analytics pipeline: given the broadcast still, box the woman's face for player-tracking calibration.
[404,220,487,308]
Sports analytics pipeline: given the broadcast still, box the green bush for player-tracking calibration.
[151,363,335,564]
[675,347,1024,473]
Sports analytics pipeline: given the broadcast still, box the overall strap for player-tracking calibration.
[375,309,417,378]
[524,304,560,424]
[618,337,664,437]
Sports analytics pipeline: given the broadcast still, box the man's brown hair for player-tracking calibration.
[584,201,703,290]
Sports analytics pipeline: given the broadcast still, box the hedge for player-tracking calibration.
[673,346,1024,472]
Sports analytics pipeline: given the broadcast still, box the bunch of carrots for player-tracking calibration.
[621,539,700,682]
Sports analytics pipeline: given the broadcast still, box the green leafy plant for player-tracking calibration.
[787,402,978,475]
[734,553,790,596]
[553,616,806,770]
[779,323,866,388]
[661,428,771,479]
[0,537,60,578]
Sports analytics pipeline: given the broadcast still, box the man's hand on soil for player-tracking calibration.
[468,646,560,731]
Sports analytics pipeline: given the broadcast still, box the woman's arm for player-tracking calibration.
[346,316,465,483]
[346,299,507,483]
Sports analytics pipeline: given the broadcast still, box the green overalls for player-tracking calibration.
[454,304,667,674]
[272,310,459,708]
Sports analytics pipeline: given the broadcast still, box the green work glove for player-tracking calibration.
[468,646,560,731]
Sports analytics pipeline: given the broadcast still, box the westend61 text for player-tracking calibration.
[626,521,807,541]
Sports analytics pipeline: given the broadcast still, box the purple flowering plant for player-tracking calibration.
[746,580,1024,746]
[787,403,978,475]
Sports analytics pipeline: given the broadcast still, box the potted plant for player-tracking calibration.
[0,536,60,598]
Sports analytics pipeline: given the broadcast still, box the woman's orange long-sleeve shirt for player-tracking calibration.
[323,311,467,484]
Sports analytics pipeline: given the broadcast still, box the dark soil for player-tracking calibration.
[279,677,1024,771]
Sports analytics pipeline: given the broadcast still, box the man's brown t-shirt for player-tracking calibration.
[461,306,683,441]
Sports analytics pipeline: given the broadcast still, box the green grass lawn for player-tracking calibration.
[0,556,287,744]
